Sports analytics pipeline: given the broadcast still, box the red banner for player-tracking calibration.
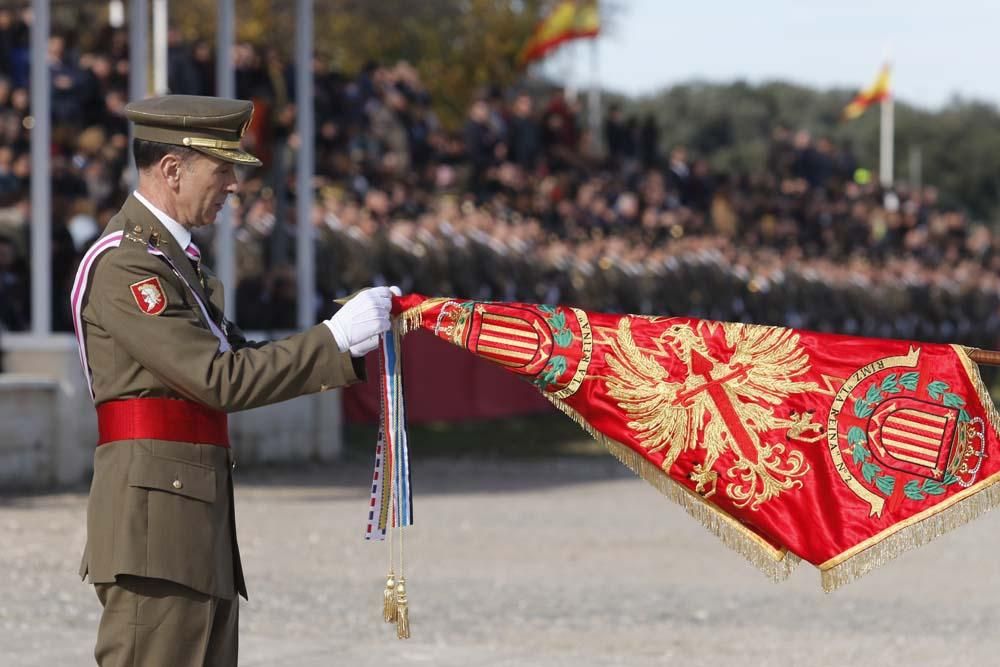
[394,294,1000,590]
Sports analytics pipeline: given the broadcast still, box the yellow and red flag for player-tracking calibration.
[842,64,892,120]
[518,1,601,67]
[392,293,1000,591]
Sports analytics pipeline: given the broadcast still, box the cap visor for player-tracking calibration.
[194,146,263,167]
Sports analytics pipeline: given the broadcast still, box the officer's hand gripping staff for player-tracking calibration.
[326,286,401,357]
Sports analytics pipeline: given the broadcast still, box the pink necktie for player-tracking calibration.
[185,242,202,265]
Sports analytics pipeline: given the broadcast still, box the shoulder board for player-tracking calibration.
[122,222,165,250]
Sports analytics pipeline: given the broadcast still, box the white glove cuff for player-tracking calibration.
[324,318,350,353]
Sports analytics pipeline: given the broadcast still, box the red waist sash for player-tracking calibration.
[97,398,230,447]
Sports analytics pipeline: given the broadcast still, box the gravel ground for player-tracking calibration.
[3,456,1000,666]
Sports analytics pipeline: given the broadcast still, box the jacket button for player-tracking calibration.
[172,479,183,489]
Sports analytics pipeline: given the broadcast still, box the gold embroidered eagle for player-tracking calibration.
[604,318,823,510]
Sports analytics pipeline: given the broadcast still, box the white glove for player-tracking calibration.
[325,286,401,357]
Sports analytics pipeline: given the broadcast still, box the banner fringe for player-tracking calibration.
[821,479,1000,591]
[544,394,800,582]
[399,307,423,336]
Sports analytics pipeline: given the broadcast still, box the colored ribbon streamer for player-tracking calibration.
[365,324,413,539]
[365,323,413,639]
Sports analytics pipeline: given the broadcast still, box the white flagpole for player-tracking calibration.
[588,37,601,155]
[152,0,168,94]
[128,0,148,101]
[880,93,893,188]
[563,40,577,103]
[30,0,51,334]
[128,0,148,187]
[295,0,315,330]
[216,0,236,321]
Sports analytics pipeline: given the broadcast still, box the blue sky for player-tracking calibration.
[541,0,999,110]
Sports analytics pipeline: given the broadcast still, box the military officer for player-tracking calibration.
[71,94,396,666]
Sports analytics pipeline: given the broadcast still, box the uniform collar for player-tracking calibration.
[133,190,192,251]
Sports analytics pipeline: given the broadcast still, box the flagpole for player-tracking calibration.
[563,40,576,103]
[969,350,1000,366]
[879,85,893,187]
[588,36,600,155]
[152,0,168,94]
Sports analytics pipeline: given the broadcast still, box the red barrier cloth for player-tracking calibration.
[343,329,553,424]
[392,294,1000,590]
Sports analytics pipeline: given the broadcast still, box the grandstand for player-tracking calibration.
[3,1,1000,487]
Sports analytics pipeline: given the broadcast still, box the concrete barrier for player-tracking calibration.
[0,333,344,491]
[0,375,60,488]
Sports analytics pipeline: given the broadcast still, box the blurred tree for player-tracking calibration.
[167,1,999,220]
[629,81,1000,222]
[171,0,565,127]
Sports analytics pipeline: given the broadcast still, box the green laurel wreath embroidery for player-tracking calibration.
[926,380,972,423]
[846,372,964,502]
[533,355,568,390]
[533,305,575,391]
[538,304,574,347]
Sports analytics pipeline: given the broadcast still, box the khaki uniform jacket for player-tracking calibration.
[78,195,362,600]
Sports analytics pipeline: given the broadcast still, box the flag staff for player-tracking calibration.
[969,350,1000,366]
[842,63,892,183]
[588,30,601,155]
[879,81,893,187]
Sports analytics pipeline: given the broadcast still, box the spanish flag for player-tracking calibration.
[518,1,601,67]
[842,64,892,120]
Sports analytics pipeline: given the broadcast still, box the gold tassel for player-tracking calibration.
[395,577,410,639]
[383,573,397,623]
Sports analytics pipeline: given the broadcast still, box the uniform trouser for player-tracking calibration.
[94,575,238,667]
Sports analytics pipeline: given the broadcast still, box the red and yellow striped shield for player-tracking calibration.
[867,398,958,480]
[468,307,549,372]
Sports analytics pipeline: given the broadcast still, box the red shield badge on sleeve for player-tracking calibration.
[129,277,167,315]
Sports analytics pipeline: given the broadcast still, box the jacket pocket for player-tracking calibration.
[127,452,216,503]
[123,451,226,595]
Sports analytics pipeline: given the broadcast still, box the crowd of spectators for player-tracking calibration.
[2,11,1000,358]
